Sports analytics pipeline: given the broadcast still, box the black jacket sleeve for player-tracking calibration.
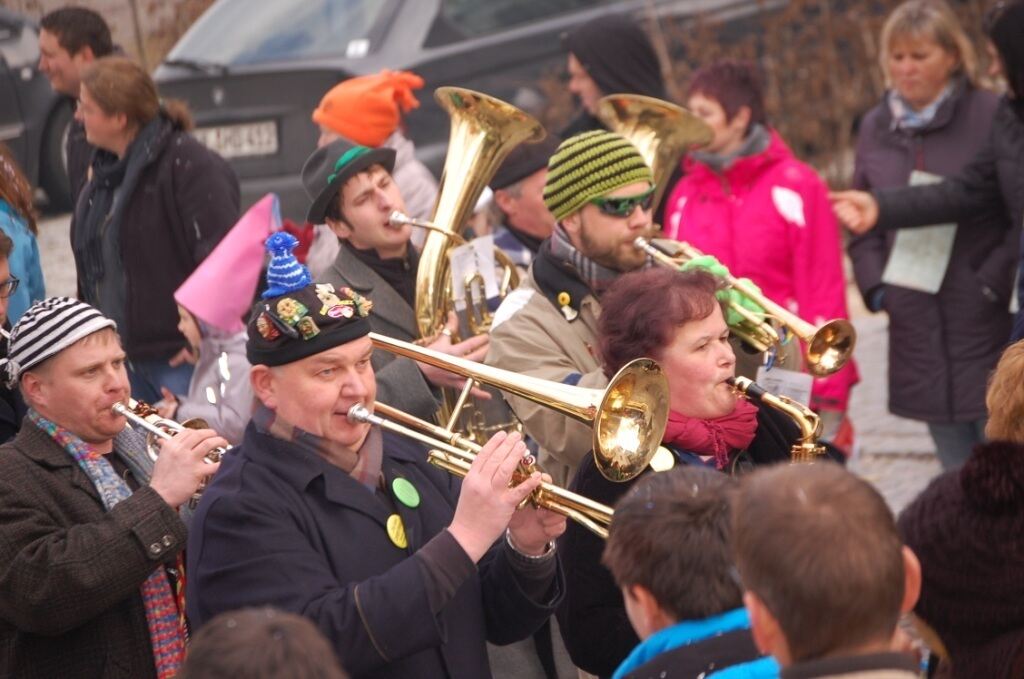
[874,127,1006,232]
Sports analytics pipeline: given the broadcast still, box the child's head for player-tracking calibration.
[731,464,920,665]
[602,466,741,639]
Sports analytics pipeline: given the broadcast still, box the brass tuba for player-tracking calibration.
[596,93,713,209]
[413,87,546,439]
[415,87,545,338]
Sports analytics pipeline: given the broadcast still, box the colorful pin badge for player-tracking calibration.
[315,284,346,316]
[275,298,308,326]
[255,313,281,340]
[392,477,420,508]
[297,316,320,340]
[387,513,408,549]
[557,291,578,321]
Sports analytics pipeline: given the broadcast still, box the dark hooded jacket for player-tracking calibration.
[560,13,666,138]
[848,83,1010,422]
[71,112,239,361]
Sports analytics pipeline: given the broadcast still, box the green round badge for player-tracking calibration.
[392,477,420,508]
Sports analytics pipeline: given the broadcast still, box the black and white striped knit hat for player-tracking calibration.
[542,130,653,221]
[4,297,117,387]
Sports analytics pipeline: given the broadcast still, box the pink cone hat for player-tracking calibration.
[175,193,281,333]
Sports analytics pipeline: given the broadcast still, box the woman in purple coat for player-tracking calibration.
[846,0,1011,469]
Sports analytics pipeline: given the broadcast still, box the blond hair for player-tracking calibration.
[879,0,978,87]
[985,340,1024,443]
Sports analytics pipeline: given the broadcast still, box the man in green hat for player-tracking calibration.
[187,233,566,679]
[301,139,488,425]
[487,130,657,488]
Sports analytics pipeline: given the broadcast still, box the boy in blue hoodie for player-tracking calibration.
[603,466,777,679]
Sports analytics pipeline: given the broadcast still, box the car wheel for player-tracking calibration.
[39,99,73,213]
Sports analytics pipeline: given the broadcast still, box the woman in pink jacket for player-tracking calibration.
[664,60,858,443]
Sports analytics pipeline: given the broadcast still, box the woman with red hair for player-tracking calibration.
[555,267,835,678]
[664,60,858,445]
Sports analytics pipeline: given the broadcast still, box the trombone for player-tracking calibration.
[636,236,856,377]
[369,332,670,484]
[348,402,615,538]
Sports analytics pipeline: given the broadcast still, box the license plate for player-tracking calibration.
[193,120,278,159]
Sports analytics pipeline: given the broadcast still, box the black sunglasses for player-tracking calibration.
[589,186,655,218]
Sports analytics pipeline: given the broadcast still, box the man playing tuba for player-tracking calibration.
[302,140,488,425]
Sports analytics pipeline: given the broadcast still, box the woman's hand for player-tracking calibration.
[829,190,880,234]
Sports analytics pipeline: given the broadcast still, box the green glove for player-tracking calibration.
[723,278,766,326]
[681,256,766,326]
[680,254,729,278]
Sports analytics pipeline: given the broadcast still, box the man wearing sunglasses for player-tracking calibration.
[487,130,655,487]
[0,232,25,442]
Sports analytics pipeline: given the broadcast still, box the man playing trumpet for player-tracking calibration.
[487,130,656,486]
[0,297,224,678]
[187,236,566,678]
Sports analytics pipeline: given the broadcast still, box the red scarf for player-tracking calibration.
[663,400,759,470]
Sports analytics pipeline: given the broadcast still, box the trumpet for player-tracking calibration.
[348,402,615,539]
[727,377,825,462]
[369,332,670,484]
[636,236,856,377]
[113,398,228,507]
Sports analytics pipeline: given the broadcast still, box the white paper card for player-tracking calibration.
[880,170,957,294]
[448,235,500,311]
[755,366,813,406]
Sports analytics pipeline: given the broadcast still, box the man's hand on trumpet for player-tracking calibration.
[447,431,566,562]
[419,311,491,399]
[148,427,227,508]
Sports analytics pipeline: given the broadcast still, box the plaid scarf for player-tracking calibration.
[28,409,185,679]
[252,403,383,489]
[549,224,627,295]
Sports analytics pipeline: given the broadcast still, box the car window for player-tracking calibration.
[426,0,622,46]
[167,0,395,66]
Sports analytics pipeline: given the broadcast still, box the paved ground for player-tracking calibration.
[35,213,943,514]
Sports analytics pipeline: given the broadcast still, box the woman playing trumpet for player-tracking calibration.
[556,268,841,678]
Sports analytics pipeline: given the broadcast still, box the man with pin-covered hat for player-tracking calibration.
[187,233,566,679]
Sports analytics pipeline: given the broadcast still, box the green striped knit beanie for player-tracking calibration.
[543,130,653,221]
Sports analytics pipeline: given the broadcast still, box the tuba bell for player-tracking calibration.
[596,93,713,209]
[414,87,546,441]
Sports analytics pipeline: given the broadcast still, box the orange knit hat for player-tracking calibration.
[312,70,424,147]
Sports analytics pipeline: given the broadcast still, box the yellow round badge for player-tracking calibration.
[386,514,408,549]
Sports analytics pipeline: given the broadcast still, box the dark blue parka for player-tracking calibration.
[187,424,563,679]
